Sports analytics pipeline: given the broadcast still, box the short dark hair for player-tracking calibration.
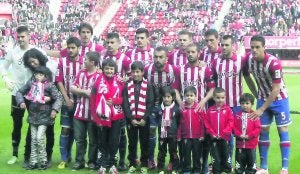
[23,48,48,71]
[67,37,81,47]
[184,86,197,96]
[239,93,255,105]
[187,43,200,53]
[33,66,53,81]
[213,87,226,96]
[250,35,265,46]
[222,35,234,44]
[86,51,100,66]
[161,86,176,100]
[131,61,144,71]
[204,29,219,39]
[178,30,193,38]
[78,22,93,35]
[102,58,117,73]
[136,28,149,38]
[154,46,168,56]
[107,32,120,41]
[16,26,29,34]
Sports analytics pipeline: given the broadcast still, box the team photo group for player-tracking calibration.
[1,22,291,174]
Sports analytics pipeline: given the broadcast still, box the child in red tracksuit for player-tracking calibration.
[205,87,234,174]
[233,93,260,174]
[178,86,205,173]
[90,58,124,174]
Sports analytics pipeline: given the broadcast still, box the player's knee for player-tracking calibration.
[277,125,288,132]
[61,127,70,135]
[261,126,270,132]
[149,127,156,138]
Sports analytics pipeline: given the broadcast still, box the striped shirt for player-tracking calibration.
[212,54,246,107]
[243,53,288,100]
[200,47,222,68]
[100,50,131,77]
[72,69,101,121]
[180,64,215,101]
[60,41,104,58]
[168,49,188,67]
[125,46,154,66]
[55,56,84,101]
[144,64,180,103]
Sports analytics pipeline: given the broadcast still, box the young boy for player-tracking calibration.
[178,86,205,174]
[233,93,260,174]
[205,87,234,174]
[123,61,154,173]
[70,51,102,170]
[156,86,181,174]
[90,58,124,174]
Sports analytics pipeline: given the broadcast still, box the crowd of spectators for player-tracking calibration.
[222,0,300,42]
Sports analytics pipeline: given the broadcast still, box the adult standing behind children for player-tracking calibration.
[243,35,291,174]
[1,26,44,166]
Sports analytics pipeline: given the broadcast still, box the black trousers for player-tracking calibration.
[181,138,202,173]
[235,148,256,174]
[98,120,121,168]
[210,138,231,174]
[157,137,179,171]
[127,122,149,167]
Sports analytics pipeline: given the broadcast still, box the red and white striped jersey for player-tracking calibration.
[72,69,102,121]
[212,54,246,107]
[125,46,154,66]
[180,64,215,101]
[99,50,131,77]
[145,64,180,89]
[55,56,84,101]
[60,41,104,58]
[200,47,222,68]
[168,49,188,67]
[243,53,288,100]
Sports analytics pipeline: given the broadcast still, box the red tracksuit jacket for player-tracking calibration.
[233,110,261,149]
[205,104,234,141]
[178,103,205,139]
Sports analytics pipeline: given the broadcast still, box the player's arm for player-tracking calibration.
[249,82,280,119]
[1,50,14,91]
[57,82,74,110]
[244,75,258,98]
[44,49,61,58]
[70,85,90,98]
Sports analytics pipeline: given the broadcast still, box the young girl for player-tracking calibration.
[205,87,234,174]
[90,58,124,174]
[178,86,205,173]
[156,86,180,174]
[16,66,63,170]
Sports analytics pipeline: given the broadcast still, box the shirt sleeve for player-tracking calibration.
[1,49,13,77]
[171,66,180,90]
[55,59,63,83]
[269,59,282,84]
[205,67,216,89]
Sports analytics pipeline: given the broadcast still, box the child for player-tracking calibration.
[15,66,63,170]
[90,58,124,174]
[233,93,260,174]
[70,51,102,170]
[205,87,234,174]
[178,86,205,173]
[156,86,180,174]
[123,61,154,174]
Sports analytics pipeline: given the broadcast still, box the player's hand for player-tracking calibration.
[106,99,113,106]
[249,108,264,120]
[196,100,205,111]
[50,110,57,119]
[131,119,138,126]
[84,89,91,98]
[66,99,74,110]
[138,119,146,126]
[3,76,14,91]
[20,103,26,109]
[44,96,51,102]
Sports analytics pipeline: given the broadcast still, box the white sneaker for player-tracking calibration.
[109,165,119,174]
[256,168,269,174]
[7,156,18,164]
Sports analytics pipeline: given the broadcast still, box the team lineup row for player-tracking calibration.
[1,23,290,174]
